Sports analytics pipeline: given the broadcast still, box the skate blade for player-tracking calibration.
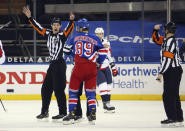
[37,118,49,122]
[175,122,184,127]
[88,120,95,125]
[63,119,74,125]
[52,118,64,123]
[104,109,115,113]
[74,117,85,123]
[161,123,183,128]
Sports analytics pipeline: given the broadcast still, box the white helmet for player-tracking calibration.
[95,27,104,34]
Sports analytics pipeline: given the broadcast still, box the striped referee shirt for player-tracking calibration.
[152,29,181,74]
[28,17,74,61]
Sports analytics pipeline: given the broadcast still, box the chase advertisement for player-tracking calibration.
[64,21,185,64]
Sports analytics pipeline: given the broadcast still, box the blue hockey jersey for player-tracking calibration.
[64,32,108,64]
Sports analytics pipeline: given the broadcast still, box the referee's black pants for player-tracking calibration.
[163,66,183,121]
[41,59,67,115]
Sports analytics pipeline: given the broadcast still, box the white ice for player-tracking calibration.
[0,100,185,131]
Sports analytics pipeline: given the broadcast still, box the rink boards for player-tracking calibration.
[0,64,185,100]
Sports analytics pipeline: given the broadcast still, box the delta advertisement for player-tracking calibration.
[0,64,185,100]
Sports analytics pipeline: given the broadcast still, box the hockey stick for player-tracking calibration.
[0,21,12,30]
[0,98,6,112]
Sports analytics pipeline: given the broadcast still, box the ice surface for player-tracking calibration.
[0,100,185,131]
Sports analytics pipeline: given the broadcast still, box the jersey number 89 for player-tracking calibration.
[75,41,93,57]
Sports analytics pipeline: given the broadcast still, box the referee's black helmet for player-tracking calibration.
[164,22,177,34]
[51,17,61,25]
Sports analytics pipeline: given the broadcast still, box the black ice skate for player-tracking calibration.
[36,111,49,121]
[63,111,76,125]
[161,119,181,127]
[103,102,115,113]
[87,108,96,125]
[52,114,65,122]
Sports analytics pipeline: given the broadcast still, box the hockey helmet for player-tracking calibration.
[164,22,177,34]
[95,27,104,34]
[77,18,89,29]
[51,17,61,25]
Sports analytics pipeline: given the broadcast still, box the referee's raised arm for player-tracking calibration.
[62,12,75,38]
[22,6,47,37]
[152,24,164,46]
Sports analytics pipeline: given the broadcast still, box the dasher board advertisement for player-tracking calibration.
[0,64,185,100]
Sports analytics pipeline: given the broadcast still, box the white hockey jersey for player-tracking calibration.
[99,38,114,70]
[0,40,5,64]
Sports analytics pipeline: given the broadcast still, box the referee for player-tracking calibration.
[23,6,74,120]
[152,22,184,127]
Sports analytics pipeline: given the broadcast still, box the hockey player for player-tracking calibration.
[95,27,118,113]
[0,40,5,64]
[63,18,108,125]
[152,22,184,127]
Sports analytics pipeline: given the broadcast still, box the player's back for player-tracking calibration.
[71,32,103,61]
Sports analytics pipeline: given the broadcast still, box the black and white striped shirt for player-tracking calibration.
[28,17,74,61]
[152,30,181,74]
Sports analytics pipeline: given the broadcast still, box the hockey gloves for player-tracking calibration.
[110,62,118,77]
